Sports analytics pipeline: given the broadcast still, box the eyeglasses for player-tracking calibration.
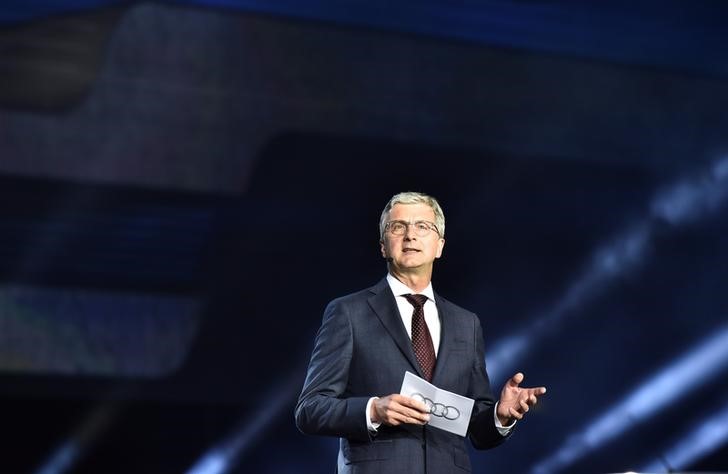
[385,220,440,237]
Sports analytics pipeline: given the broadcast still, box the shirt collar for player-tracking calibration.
[386,273,435,302]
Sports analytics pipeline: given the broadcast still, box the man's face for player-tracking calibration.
[380,203,445,275]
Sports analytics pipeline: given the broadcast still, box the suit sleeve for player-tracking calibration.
[294,299,372,442]
[467,315,511,450]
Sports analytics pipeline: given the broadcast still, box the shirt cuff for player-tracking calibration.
[493,401,516,436]
[366,397,382,432]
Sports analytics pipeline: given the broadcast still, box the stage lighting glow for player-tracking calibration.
[34,403,118,474]
[487,223,651,382]
[0,284,200,377]
[530,324,728,474]
[35,442,79,474]
[487,157,728,382]
[652,157,728,225]
[640,401,728,473]
[185,449,226,474]
[185,380,298,474]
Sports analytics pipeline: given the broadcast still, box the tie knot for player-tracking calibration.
[404,293,428,309]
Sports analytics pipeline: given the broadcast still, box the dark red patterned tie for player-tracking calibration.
[404,294,436,382]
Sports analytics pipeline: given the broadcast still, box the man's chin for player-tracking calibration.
[391,260,431,272]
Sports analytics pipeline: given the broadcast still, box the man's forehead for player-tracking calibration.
[389,203,435,219]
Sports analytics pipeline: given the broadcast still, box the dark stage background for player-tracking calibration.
[2,2,728,473]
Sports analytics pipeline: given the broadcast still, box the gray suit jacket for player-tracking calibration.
[295,278,508,473]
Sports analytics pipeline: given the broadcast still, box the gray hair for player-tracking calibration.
[379,191,445,239]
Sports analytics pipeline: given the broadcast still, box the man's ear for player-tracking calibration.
[380,240,387,259]
[435,238,445,258]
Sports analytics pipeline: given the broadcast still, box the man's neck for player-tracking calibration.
[389,268,432,293]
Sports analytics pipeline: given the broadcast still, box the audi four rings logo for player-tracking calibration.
[411,393,461,420]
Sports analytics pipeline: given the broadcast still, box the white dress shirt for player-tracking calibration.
[387,273,441,356]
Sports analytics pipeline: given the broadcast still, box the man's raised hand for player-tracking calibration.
[496,372,547,426]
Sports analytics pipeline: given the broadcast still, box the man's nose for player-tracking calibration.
[403,224,417,239]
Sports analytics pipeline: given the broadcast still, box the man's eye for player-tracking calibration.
[415,222,429,230]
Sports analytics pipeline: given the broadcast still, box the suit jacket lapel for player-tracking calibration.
[432,292,455,384]
[367,278,424,379]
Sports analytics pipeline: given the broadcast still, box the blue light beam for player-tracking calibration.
[529,324,728,474]
[185,376,299,474]
[640,400,728,473]
[34,403,118,474]
[487,157,728,382]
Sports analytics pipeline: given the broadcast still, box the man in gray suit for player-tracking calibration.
[295,191,546,473]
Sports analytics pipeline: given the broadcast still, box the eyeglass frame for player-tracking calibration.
[383,220,441,237]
